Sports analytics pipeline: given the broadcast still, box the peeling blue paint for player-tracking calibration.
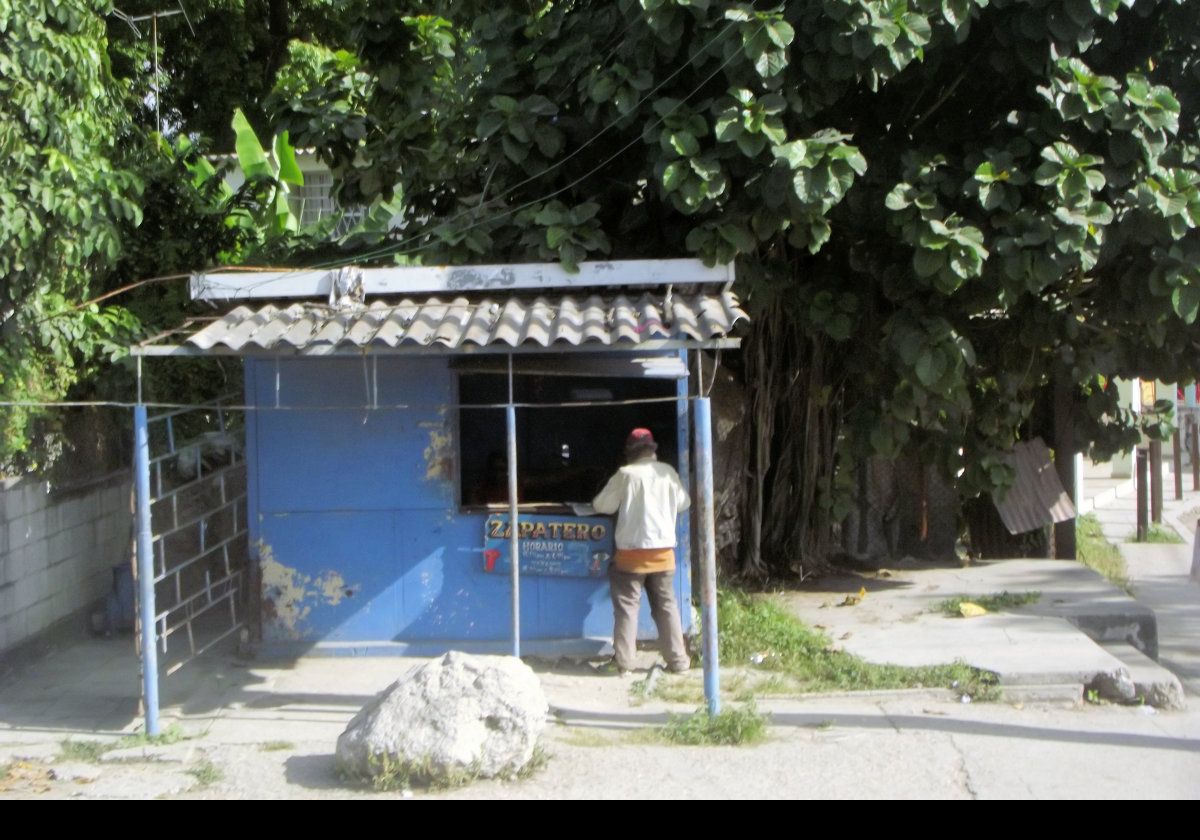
[245,354,692,650]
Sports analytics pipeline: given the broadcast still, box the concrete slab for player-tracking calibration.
[779,558,1158,688]
[1116,542,1200,696]
[1099,642,1186,710]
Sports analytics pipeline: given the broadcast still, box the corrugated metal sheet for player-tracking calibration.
[992,438,1078,535]
[185,291,746,352]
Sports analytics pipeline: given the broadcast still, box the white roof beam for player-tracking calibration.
[191,259,734,301]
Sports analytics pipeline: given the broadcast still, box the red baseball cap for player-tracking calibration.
[625,428,657,449]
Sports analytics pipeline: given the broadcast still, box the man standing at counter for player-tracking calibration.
[591,428,692,674]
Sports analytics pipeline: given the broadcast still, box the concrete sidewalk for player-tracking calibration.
[3,637,1200,799]
[1084,456,1200,695]
[779,560,1149,694]
[2,454,1199,797]
[775,456,1200,708]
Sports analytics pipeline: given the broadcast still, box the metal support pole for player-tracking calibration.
[506,355,520,658]
[1192,417,1199,492]
[1173,427,1183,501]
[1136,448,1149,542]
[1192,519,1200,583]
[1150,438,1163,524]
[856,463,869,555]
[134,405,161,735]
[152,13,160,134]
[1053,369,1077,560]
[694,397,720,716]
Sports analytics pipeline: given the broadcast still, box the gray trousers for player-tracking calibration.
[608,567,690,671]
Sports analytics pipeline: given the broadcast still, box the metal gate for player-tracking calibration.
[140,399,248,678]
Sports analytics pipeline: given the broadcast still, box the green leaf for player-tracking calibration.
[690,157,722,181]
[590,75,616,103]
[755,50,788,78]
[571,201,600,223]
[507,118,531,144]
[736,132,767,157]
[502,135,529,164]
[491,95,518,114]
[715,112,742,141]
[232,109,271,180]
[915,349,946,387]
[662,161,687,191]
[718,223,756,253]
[534,204,565,225]
[942,0,970,27]
[274,131,304,187]
[546,225,571,248]
[559,242,583,274]
[766,20,794,48]
[535,128,565,158]
[914,249,944,277]
[760,94,787,115]
[670,131,700,157]
[523,94,558,117]
[1172,283,1200,324]
[477,112,505,138]
[761,119,787,144]
[885,185,912,211]
[772,140,807,169]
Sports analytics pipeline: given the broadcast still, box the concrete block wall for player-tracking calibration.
[0,473,132,653]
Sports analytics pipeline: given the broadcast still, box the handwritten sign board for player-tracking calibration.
[483,514,613,578]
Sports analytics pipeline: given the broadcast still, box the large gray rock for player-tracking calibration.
[336,652,548,786]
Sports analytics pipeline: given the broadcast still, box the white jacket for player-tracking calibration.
[591,457,691,549]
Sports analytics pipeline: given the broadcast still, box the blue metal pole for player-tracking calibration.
[694,397,720,715]
[507,356,520,658]
[134,404,161,735]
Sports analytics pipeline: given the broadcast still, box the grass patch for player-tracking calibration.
[115,723,187,750]
[1078,514,1130,590]
[516,745,549,780]
[556,729,613,748]
[363,754,477,792]
[1127,523,1183,544]
[649,677,705,705]
[730,674,797,701]
[258,740,295,752]
[58,724,190,764]
[747,674,795,695]
[634,669,798,705]
[356,744,548,792]
[187,759,223,787]
[58,739,110,763]
[716,590,999,700]
[937,591,1041,616]
[651,703,768,746]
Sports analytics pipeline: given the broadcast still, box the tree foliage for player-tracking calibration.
[268,0,1200,573]
[0,0,142,471]
[6,0,1198,574]
[105,0,362,146]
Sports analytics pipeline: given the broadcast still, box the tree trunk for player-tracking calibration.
[740,298,844,579]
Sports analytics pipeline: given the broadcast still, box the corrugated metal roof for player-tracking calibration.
[184,291,746,352]
[992,438,1078,535]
